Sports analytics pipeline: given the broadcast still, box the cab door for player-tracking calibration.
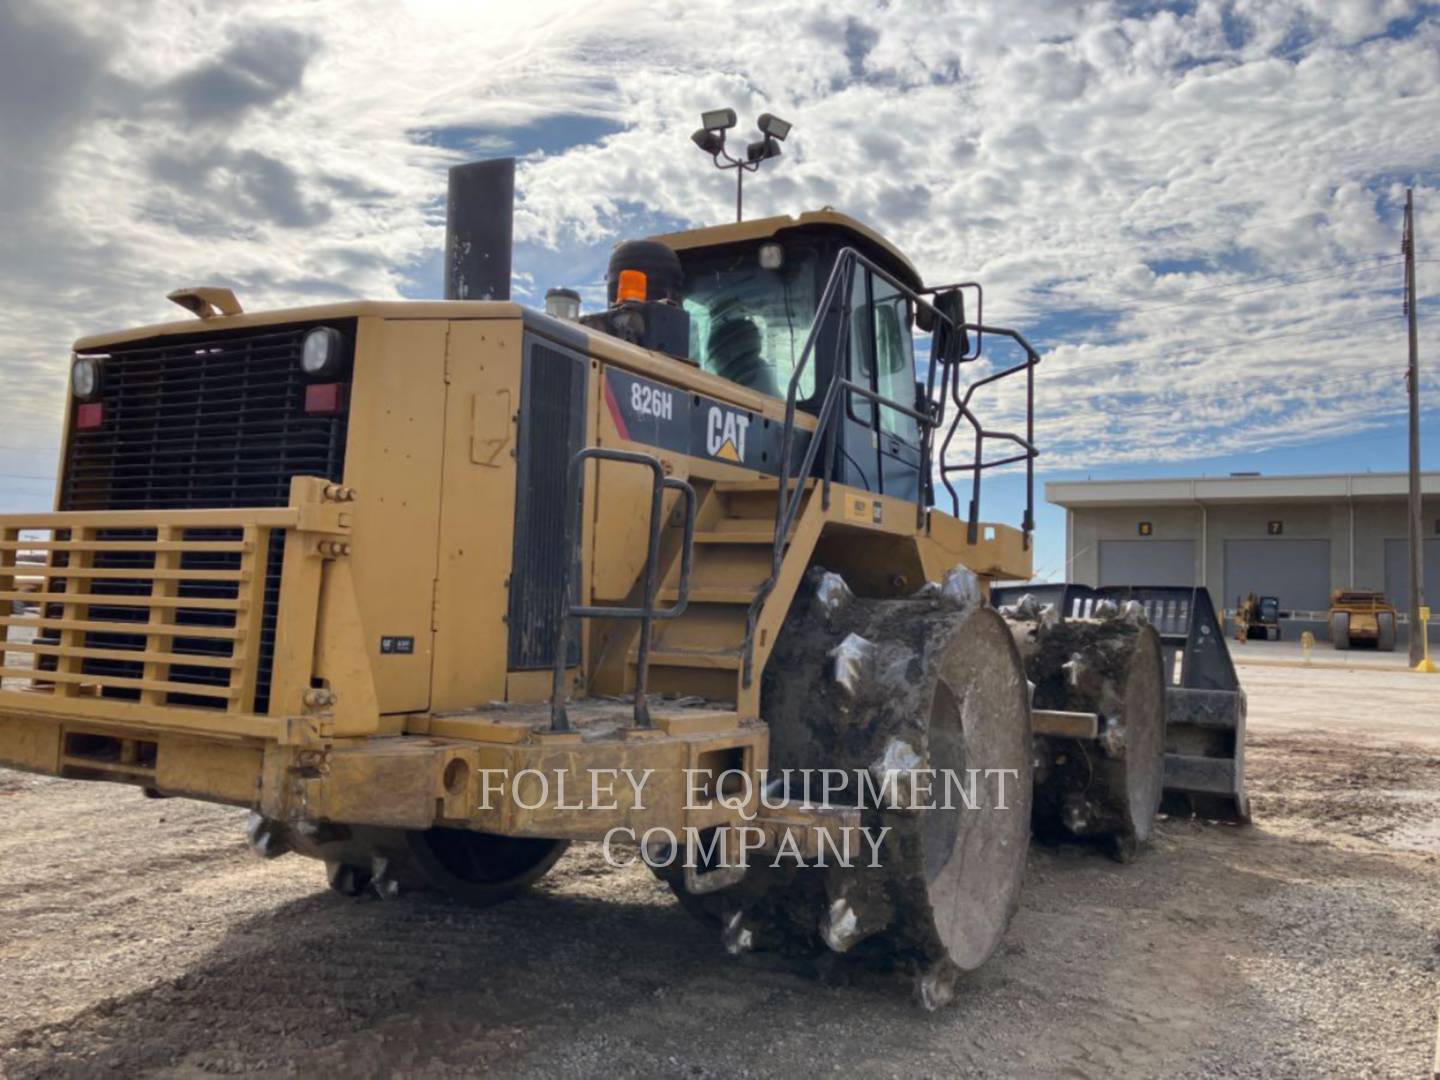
[836,263,923,502]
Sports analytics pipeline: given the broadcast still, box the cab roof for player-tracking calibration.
[647,210,922,290]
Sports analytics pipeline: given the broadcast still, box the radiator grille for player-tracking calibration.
[63,324,351,512]
[506,337,586,669]
[49,322,351,711]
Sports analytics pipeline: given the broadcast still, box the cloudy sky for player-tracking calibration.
[2,0,1437,578]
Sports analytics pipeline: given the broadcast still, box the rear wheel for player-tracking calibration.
[1376,612,1396,652]
[403,829,569,907]
[253,819,569,906]
[1331,612,1351,650]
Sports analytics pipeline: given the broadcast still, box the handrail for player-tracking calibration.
[549,447,697,732]
[740,247,1042,689]
[937,324,1041,545]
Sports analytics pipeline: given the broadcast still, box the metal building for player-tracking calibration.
[1049,471,1440,642]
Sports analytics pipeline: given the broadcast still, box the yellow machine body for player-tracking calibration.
[0,212,1031,845]
[1327,589,1398,648]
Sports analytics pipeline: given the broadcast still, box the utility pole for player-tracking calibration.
[1402,188,1427,667]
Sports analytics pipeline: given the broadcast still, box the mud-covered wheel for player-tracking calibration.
[1020,617,1166,856]
[665,574,1034,1001]
[1110,624,1166,847]
[403,829,569,907]
[907,606,1035,976]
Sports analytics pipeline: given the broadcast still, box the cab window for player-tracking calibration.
[678,245,818,400]
[871,276,919,444]
[848,266,919,444]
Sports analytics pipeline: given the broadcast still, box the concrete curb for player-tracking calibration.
[1232,658,1410,673]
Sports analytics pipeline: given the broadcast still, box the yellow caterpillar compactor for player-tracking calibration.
[0,158,1244,1005]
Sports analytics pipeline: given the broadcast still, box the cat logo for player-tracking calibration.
[706,406,751,463]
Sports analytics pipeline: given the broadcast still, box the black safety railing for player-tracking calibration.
[550,448,696,731]
[740,246,1042,689]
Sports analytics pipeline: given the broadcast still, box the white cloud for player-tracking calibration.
[0,0,1437,506]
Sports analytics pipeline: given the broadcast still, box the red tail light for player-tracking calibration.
[76,402,104,430]
[304,383,347,415]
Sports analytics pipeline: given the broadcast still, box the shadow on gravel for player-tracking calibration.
[5,870,912,1077]
[13,821,1406,1078]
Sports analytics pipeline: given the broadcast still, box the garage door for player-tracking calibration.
[1382,538,1440,608]
[1223,539,1331,612]
[1098,540,1195,587]
[1382,538,1440,604]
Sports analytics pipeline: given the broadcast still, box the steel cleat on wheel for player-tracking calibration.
[326,860,372,898]
[244,812,293,860]
[370,856,403,900]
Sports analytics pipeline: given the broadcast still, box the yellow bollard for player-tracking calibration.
[1415,606,1437,674]
[1300,630,1315,663]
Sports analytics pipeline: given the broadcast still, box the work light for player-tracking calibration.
[757,113,791,141]
[746,138,781,163]
[690,107,794,223]
[691,128,725,156]
[71,356,101,401]
[301,327,344,378]
[701,108,737,132]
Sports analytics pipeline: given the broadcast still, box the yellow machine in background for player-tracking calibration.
[1328,589,1398,651]
[0,156,1196,1002]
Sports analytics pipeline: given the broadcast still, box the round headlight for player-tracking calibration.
[301,327,343,377]
[71,357,101,401]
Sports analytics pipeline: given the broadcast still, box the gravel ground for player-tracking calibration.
[1,663,1437,1078]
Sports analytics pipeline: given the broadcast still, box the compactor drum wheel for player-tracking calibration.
[1006,608,1166,860]
[664,570,1034,1006]
[246,816,568,907]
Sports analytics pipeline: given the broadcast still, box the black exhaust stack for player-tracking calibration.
[444,158,515,301]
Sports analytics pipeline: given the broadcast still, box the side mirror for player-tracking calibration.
[928,289,970,365]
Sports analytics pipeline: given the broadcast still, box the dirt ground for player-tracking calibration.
[2,661,1438,1079]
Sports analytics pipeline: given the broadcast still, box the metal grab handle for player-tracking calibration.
[935,321,1041,547]
[550,447,697,733]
